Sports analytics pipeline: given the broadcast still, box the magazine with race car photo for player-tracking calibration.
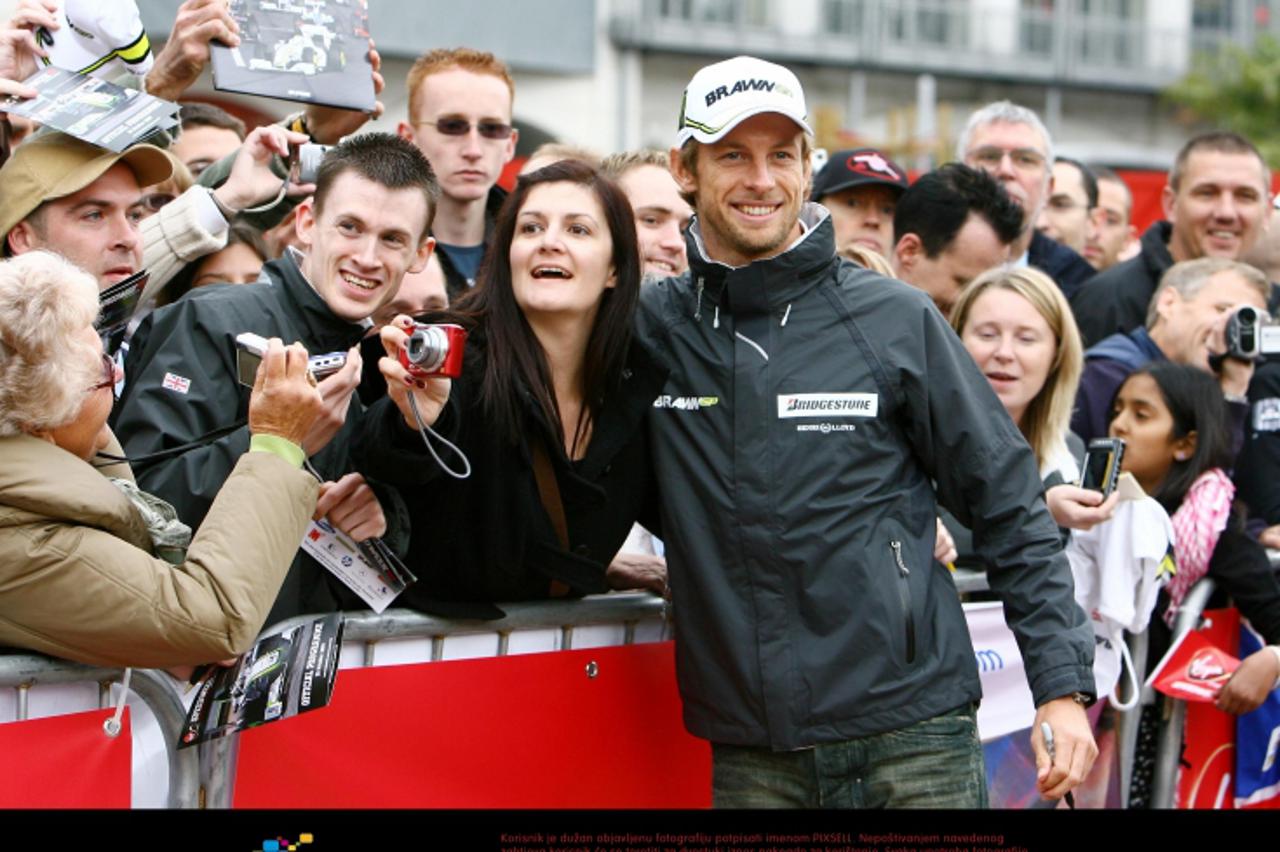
[1,66,179,151]
[177,612,344,749]
[210,0,376,111]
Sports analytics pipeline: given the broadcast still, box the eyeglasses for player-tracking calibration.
[87,352,117,393]
[967,146,1047,173]
[418,117,513,140]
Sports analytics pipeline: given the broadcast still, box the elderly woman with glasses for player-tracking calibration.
[0,251,324,668]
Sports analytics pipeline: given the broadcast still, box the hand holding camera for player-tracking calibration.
[213,125,312,216]
[1207,305,1274,397]
[245,338,323,447]
[378,315,460,431]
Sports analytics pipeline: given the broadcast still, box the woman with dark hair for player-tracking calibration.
[365,160,667,614]
[1110,362,1280,715]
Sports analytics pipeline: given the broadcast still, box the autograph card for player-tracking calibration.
[299,519,411,612]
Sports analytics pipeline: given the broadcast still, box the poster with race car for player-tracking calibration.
[177,613,344,749]
[2,66,179,151]
[210,0,375,111]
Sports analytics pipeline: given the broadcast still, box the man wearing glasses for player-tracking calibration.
[397,48,517,301]
[959,101,1096,301]
[1037,157,1100,257]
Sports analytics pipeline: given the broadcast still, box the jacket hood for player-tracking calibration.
[0,433,151,550]
[685,202,840,316]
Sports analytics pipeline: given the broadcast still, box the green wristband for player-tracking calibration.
[249,433,305,469]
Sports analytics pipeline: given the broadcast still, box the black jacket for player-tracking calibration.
[112,252,393,624]
[436,184,508,303]
[635,204,1095,750]
[1237,358,1280,527]
[360,327,668,618]
[1028,230,1096,302]
[1070,221,1175,347]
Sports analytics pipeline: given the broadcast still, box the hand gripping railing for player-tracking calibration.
[0,654,199,808]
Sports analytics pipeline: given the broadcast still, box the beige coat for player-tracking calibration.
[0,432,318,667]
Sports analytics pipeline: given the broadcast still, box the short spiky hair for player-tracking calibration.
[893,162,1024,257]
[312,133,440,239]
[1168,131,1267,192]
[600,148,669,180]
[407,47,514,123]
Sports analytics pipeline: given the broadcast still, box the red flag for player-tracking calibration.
[1149,628,1240,702]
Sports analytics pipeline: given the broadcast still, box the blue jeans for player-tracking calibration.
[712,704,988,808]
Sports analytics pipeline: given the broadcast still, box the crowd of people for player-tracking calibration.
[0,0,1278,811]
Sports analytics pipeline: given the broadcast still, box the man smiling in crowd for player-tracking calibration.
[636,55,1097,809]
[113,133,438,624]
[602,148,694,278]
[1071,131,1272,346]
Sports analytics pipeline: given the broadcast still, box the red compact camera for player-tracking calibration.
[398,323,467,379]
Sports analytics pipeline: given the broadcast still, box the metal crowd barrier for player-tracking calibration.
[0,654,199,808]
[199,591,669,808]
[953,565,1196,810]
[1150,578,1217,809]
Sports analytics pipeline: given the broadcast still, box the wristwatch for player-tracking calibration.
[1068,691,1091,707]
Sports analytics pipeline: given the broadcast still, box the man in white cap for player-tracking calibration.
[635,55,1098,808]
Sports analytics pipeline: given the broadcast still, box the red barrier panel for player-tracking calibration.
[1178,607,1240,810]
[0,707,131,808]
[233,641,711,808]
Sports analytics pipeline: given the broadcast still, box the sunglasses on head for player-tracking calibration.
[425,117,513,140]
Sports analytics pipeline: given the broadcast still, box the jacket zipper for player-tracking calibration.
[890,540,916,664]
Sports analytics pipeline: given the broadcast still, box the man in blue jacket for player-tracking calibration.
[636,55,1098,809]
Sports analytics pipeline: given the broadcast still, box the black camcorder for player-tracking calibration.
[1224,305,1280,360]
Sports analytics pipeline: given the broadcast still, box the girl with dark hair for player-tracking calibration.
[366,160,667,614]
[1110,362,1280,715]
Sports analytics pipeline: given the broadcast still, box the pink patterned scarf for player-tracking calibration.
[1164,468,1235,627]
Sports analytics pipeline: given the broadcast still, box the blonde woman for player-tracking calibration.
[950,265,1117,530]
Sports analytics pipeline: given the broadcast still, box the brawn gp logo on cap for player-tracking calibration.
[676,55,813,147]
[703,78,793,107]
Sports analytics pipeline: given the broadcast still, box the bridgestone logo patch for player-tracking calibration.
[777,393,878,418]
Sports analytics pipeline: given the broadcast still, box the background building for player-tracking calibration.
[28,0,1280,169]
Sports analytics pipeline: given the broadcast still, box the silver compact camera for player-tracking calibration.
[294,143,333,184]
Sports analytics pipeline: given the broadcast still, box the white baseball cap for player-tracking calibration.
[38,0,154,80]
[676,56,812,147]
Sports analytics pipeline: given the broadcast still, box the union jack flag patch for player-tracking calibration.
[161,372,191,394]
